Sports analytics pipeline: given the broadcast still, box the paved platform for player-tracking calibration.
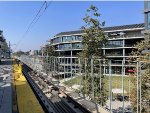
[0,59,12,113]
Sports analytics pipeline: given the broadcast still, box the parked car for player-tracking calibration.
[116,95,129,101]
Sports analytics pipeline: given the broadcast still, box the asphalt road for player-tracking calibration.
[0,59,12,113]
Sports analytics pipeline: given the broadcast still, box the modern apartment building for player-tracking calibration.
[49,23,145,76]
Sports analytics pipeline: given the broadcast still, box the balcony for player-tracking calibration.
[108,34,143,40]
[104,45,123,48]
[124,44,137,48]
[57,44,82,51]
[105,53,123,56]
[57,55,78,58]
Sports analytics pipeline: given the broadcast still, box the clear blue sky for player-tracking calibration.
[0,1,144,52]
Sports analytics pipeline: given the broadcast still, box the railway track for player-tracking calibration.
[22,63,91,113]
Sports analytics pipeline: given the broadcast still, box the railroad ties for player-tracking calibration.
[22,63,91,113]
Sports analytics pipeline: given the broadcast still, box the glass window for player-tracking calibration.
[59,37,62,42]
[72,43,82,49]
[65,44,72,49]
[53,37,62,43]
[62,36,73,42]
[75,36,82,41]
[68,36,72,42]
[59,45,63,50]
[62,36,66,42]
[72,36,75,41]
[106,40,123,48]
[59,44,72,50]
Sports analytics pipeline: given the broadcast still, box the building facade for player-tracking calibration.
[49,23,144,76]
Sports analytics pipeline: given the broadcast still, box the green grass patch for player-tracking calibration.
[104,76,134,94]
[64,75,135,94]
[64,76,82,87]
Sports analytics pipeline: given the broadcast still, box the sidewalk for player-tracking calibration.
[0,59,12,113]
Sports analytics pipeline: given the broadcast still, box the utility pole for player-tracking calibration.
[41,47,44,57]
[9,41,11,58]
[109,60,112,112]
[122,59,125,113]
[91,58,94,100]
[139,62,142,113]
[137,61,139,113]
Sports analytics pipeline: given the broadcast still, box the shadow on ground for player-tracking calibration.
[0,59,12,65]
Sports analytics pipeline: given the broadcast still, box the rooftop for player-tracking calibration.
[55,23,144,36]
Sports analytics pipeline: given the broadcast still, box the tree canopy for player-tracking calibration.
[80,5,107,59]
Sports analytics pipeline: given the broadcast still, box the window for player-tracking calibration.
[66,44,72,49]
[72,43,82,49]
[53,37,61,43]
[72,36,75,41]
[59,45,64,50]
[59,44,72,50]
[106,40,123,48]
[75,36,82,41]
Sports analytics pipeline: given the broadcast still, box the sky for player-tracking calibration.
[0,1,144,52]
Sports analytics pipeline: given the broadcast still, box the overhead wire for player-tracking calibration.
[15,1,46,49]
[14,1,52,51]
[29,1,52,30]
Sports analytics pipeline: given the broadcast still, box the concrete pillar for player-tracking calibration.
[71,51,73,78]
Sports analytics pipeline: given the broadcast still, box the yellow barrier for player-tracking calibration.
[12,59,44,113]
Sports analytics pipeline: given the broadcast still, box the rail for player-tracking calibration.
[22,62,91,113]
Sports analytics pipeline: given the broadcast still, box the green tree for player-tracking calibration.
[80,5,107,59]
[13,51,26,57]
[42,44,56,73]
[79,5,108,105]
[1,41,9,52]
[43,44,56,57]
[130,34,150,113]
